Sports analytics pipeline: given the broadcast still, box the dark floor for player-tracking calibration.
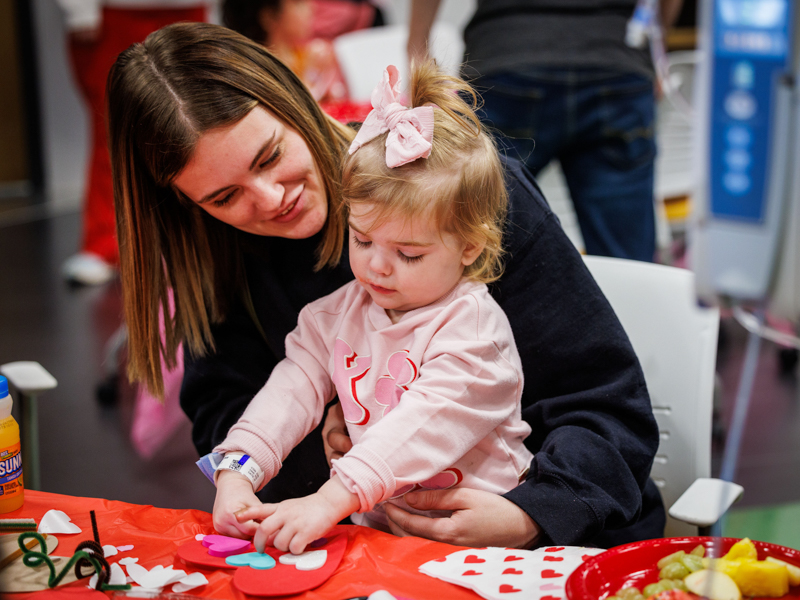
[0,210,797,518]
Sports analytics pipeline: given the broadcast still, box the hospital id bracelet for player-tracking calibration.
[216,453,265,490]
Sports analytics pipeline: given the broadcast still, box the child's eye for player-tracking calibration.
[352,235,371,248]
[399,252,424,264]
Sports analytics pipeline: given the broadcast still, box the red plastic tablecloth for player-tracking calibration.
[5,490,479,600]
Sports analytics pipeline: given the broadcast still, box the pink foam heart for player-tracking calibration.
[202,535,253,557]
[419,468,463,490]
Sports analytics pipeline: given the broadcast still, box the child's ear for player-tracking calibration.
[461,241,486,267]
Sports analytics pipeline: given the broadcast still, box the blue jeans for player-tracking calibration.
[476,68,657,262]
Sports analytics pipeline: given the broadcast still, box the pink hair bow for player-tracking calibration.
[348,65,434,168]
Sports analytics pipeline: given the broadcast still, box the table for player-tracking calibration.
[5,490,479,600]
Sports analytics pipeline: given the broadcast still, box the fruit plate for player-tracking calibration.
[566,537,800,600]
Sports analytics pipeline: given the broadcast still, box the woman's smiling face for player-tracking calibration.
[173,105,328,239]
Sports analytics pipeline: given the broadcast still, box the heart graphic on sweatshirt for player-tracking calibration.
[504,555,524,562]
[544,547,565,552]
[502,568,523,575]
[462,570,482,576]
[499,584,522,593]
[544,555,564,562]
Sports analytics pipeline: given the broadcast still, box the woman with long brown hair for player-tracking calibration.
[108,21,664,549]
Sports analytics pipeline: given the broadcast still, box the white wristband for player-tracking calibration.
[216,453,265,490]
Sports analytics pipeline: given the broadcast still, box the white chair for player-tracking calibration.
[583,256,741,537]
[333,23,464,102]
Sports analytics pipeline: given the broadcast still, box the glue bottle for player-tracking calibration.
[0,375,24,513]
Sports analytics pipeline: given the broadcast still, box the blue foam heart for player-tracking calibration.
[225,552,277,570]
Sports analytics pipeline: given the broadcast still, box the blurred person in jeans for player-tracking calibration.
[57,0,211,285]
[409,0,684,262]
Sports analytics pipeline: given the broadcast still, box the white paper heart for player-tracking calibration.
[126,563,187,589]
[103,545,118,557]
[88,563,127,589]
[37,510,82,534]
[119,557,139,565]
[172,572,208,593]
[195,534,205,541]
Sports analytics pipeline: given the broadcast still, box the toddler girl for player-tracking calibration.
[208,62,533,554]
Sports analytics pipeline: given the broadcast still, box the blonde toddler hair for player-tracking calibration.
[340,61,507,283]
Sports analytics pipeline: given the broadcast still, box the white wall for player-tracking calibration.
[33,0,88,212]
[379,0,476,28]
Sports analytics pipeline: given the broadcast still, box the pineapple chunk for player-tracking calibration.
[703,558,746,578]
[732,559,790,597]
[766,557,800,586]
[685,569,742,600]
[725,538,758,561]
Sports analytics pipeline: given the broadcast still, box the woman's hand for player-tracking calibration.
[212,469,261,538]
[322,403,353,467]
[384,487,542,549]
[237,476,359,555]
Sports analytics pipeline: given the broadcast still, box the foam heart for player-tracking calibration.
[499,584,521,593]
[462,570,482,576]
[37,510,82,535]
[418,468,463,490]
[502,568,522,575]
[176,539,254,569]
[464,555,486,564]
[541,569,563,578]
[232,533,347,597]
[202,534,252,557]
[278,550,327,571]
[503,555,524,562]
[226,552,276,570]
[544,555,564,562]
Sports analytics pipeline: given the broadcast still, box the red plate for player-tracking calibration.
[567,537,800,600]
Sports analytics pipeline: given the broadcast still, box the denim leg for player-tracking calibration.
[560,74,657,262]
[474,72,567,176]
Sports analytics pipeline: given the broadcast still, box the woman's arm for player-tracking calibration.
[376,157,664,548]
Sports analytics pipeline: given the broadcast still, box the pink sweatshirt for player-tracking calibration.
[216,279,533,518]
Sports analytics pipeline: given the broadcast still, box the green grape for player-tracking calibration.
[690,544,706,557]
[660,562,690,580]
[680,554,704,573]
[617,586,642,600]
[657,550,686,570]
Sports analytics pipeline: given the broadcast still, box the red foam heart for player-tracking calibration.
[541,569,563,578]
[544,547,565,552]
[176,538,255,569]
[502,568,523,575]
[503,555,524,562]
[233,533,348,597]
[544,555,564,561]
[464,554,486,564]
[462,570,482,576]
[499,584,522,593]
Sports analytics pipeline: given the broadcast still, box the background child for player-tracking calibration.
[209,62,533,555]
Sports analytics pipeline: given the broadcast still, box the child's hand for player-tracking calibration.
[235,476,360,555]
[213,469,262,538]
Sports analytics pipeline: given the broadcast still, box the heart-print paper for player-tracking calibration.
[419,545,605,600]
